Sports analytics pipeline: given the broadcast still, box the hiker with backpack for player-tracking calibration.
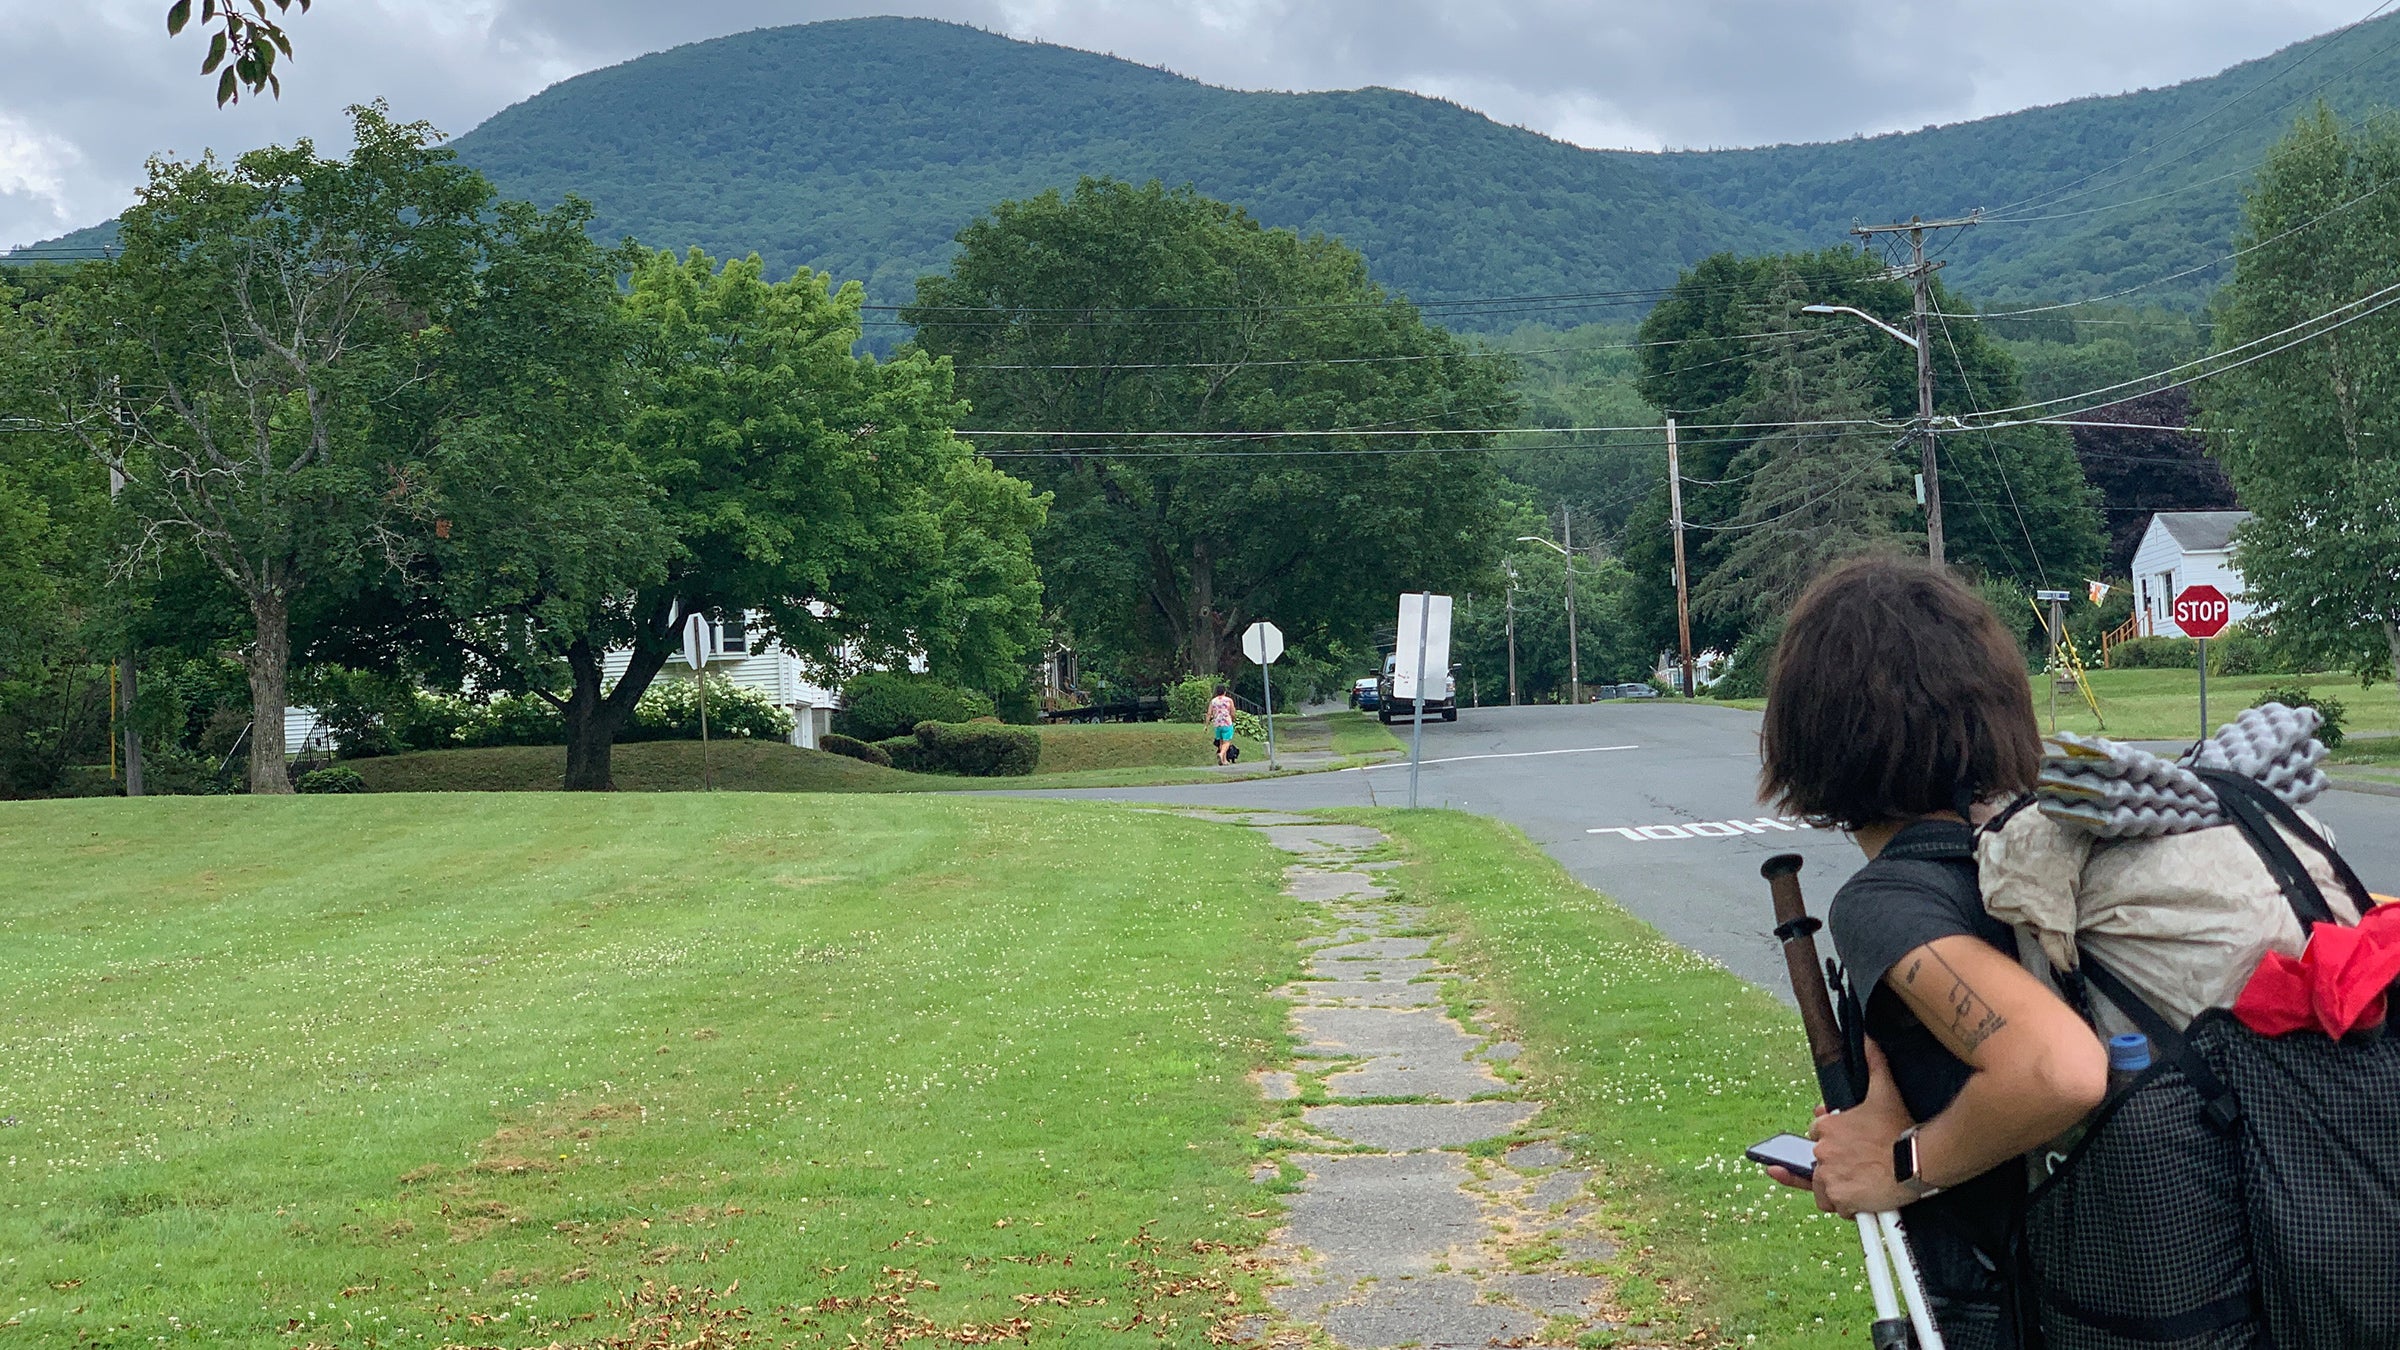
[1756,556,2110,1348]
[1756,555,2400,1349]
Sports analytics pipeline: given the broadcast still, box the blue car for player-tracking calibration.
[1350,677,1380,710]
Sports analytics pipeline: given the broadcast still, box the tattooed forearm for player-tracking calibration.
[1900,947,2009,1053]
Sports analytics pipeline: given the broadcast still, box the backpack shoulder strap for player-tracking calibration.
[2081,954,2245,1135]
[1876,818,1979,863]
[2191,768,2366,927]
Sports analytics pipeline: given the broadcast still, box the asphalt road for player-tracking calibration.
[1010,703,2400,998]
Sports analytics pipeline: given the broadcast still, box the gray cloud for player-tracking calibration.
[0,0,2373,248]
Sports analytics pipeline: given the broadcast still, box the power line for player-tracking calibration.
[961,416,1896,439]
[973,424,1880,460]
[1952,170,2391,319]
[1956,274,2400,426]
[954,325,1834,371]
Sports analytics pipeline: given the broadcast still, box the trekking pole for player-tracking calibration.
[1762,854,1946,1350]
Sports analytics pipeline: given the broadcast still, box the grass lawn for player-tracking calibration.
[1710,670,2397,745]
[343,717,1396,796]
[0,794,1303,1346]
[1366,809,1864,1347]
[1023,723,1220,774]
[1323,711,1405,759]
[2035,668,2396,742]
[348,731,1269,795]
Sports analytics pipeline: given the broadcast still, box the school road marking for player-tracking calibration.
[1587,815,1826,840]
[1347,744,1639,771]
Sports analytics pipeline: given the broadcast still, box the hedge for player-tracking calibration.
[915,720,1040,776]
[323,675,791,757]
[297,765,368,794]
[2104,627,2298,676]
[875,735,932,773]
[835,673,995,742]
[819,732,892,767]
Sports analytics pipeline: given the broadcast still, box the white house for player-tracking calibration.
[603,610,838,749]
[2131,511,2255,637]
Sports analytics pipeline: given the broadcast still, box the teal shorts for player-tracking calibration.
[1213,725,1235,742]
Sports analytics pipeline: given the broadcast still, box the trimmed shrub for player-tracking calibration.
[297,765,367,794]
[2105,626,2293,675]
[1232,710,1267,741]
[836,673,994,742]
[820,732,892,767]
[876,735,933,773]
[2252,685,2347,747]
[1165,676,1216,723]
[625,675,793,742]
[454,693,566,748]
[912,720,1041,777]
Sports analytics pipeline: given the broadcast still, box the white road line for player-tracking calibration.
[1586,815,1823,839]
[1347,744,1639,771]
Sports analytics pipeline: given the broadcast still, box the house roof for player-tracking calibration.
[2151,510,2252,554]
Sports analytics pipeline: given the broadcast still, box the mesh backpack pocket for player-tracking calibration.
[2189,1012,2400,1347]
[2025,1061,2264,1349]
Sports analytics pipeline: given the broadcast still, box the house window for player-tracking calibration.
[716,614,749,656]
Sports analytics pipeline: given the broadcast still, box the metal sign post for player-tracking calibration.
[1393,592,1453,809]
[1241,621,1286,770]
[2036,589,2073,734]
[2173,584,2230,741]
[682,613,713,791]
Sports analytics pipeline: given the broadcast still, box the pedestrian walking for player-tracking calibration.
[1756,555,2109,1349]
[1208,685,1238,765]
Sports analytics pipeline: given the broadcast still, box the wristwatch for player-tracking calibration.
[1893,1126,1944,1201]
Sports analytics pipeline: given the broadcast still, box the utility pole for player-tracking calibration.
[107,458,143,796]
[1561,504,1580,706]
[1504,562,1520,706]
[1666,418,1695,698]
[1850,213,1978,567]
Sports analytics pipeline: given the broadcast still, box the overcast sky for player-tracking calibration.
[0,0,2378,249]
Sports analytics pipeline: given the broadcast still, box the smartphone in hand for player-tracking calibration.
[1745,1132,1817,1179]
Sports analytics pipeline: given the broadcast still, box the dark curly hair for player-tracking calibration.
[1760,555,2040,830]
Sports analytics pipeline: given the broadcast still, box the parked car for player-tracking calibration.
[1596,682,1660,701]
[1376,653,1457,723]
[1350,677,1381,710]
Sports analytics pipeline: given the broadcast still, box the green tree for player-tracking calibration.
[906,178,1516,684]
[396,200,671,711]
[1624,249,2100,658]
[548,247,1045,791]
[2202,109,2400,700]
[1693,281,1916,626]
[165,0,310,105]
[1451,539,1651,705]
[23,105,488,792]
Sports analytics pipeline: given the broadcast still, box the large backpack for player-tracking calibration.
[1987,773,2400,1349]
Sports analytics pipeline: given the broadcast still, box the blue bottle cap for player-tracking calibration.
[2108,1032,2152,1072]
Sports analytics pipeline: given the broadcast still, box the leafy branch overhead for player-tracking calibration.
[166,0,310,105]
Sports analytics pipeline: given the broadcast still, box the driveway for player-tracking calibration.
[1006,703,2400,998]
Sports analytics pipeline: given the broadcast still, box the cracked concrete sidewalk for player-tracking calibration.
[1206,812,1656,1349]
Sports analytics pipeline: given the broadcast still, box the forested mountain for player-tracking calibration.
[17,14,2400,315]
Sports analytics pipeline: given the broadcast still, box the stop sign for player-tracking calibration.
[2174,584,2231,640]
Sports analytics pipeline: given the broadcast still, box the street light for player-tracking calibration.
[1799,302,1942,564]
[1517,527,1581,706]
[1798,303,1918,349]
[1502,559,1520,706]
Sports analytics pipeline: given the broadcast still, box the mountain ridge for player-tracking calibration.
[17,14,2400,317]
